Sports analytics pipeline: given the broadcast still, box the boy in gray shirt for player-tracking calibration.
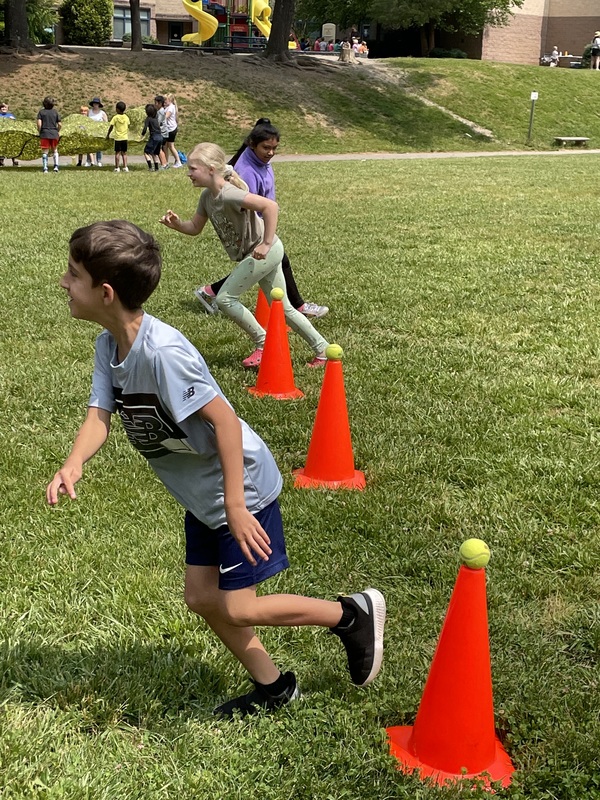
[47,220,385,718]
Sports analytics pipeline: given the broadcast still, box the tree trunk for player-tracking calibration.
[4,0,31,48]
[130,0,143,51]
[264,0,295,61]
[420,21,436,55]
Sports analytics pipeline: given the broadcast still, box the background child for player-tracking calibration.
[160,142,331,369]
[195,119,329,320]
[163,94,182,168]
[154,94,168,168]
[46,219,385,719]
[36,96,61,173]
[0,101,18,167]
[88,97,108,167]
[106,101,130,172]
[141,103,163,172]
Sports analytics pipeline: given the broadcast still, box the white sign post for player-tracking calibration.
[527,91,538,142]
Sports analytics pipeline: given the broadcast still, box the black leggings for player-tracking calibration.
[210,251,304,310]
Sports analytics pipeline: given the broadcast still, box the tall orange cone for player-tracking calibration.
[255,288,271,330]
[248,288,304,400]
[293,344,365,490]
[387,540,515,790]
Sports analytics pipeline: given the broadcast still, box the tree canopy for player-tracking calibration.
[296,0,523,36]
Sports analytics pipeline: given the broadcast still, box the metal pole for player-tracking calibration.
[527,92,538,143]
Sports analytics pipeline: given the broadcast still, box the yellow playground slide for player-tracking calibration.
[251,0,272,39]
[181,0,218,44]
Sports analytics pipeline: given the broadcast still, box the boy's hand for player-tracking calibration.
[46,461,82,505]
[226,506,272,566]
[159,210,180,229]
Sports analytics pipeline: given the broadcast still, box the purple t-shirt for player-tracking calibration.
[234,146,276,200]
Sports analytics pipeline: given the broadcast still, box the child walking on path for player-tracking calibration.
[195,119,328,320]
[106,101,130,172]
[160,142,330,368]
[37,96,61,173]
[46,219,385,718]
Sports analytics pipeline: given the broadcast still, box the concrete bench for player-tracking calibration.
[554,136,590,147]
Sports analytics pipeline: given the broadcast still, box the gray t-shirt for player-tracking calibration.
[89,313,282,528]
[37,108,61,139]
[197,182,265,262]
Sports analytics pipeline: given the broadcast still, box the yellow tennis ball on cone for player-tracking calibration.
[459,538,490,569]
[325,344,343,360]
[270,287,284,301]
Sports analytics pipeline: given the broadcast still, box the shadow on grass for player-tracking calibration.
[0,639,224,726]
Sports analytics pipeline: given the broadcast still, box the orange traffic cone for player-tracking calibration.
[387,540,515,790]
[248,288,304,400]
[293,344,366,490]
[255,288,271,330]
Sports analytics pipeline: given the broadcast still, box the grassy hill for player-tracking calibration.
[0,47,598,155]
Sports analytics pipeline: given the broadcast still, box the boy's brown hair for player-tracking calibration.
[69,220,161,310]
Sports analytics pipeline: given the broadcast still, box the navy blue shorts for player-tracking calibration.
[145,136,163,156]
[185,499,289,590]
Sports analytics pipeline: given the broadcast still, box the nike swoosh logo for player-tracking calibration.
[219,562,243,574]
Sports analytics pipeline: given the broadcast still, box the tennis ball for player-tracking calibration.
[325,344,343,360]
[270,287,285,301]
[459,538,490,569]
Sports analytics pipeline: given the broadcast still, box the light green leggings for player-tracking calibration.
[215,238,329,356]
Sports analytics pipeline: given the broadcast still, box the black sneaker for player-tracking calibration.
[331,588,386,686]
[213,671,300,719]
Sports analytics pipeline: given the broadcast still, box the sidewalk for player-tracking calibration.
[11,148,600,169]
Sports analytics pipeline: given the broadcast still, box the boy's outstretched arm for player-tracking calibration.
[197,397,272,566]
[46,407,111,505]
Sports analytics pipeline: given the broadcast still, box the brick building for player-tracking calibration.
[445,0,600,65]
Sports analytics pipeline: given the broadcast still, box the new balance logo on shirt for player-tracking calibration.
[183,386,195,401]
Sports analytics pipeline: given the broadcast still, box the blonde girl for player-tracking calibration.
[160,142,329,368]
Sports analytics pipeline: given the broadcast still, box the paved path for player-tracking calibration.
[12,147,600,169]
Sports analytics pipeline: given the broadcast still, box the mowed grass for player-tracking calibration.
[396,57,600,149]
[1,156,600,799]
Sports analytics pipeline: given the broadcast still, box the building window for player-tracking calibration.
[113,6,151,39]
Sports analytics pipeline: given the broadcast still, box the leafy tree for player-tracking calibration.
[27,0,59,43]
[295,0,523,46]
[60,0,112,45]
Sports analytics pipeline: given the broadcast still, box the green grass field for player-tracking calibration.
[0,156,599,799]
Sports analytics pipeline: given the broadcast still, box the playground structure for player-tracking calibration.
[180,0,296,47]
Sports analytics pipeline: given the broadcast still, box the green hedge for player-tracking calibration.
[60,0,112,45]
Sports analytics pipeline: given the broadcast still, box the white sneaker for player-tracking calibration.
[85,162,92,167]
[114,167,120,172]
[173,162,183,168]
[97,162,103,167]
[299,301,329,318]
[193,287,218,314]
[53,166,59,172]
[123,167,129,172]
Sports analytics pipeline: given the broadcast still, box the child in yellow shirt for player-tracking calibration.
[106,101,131,172]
